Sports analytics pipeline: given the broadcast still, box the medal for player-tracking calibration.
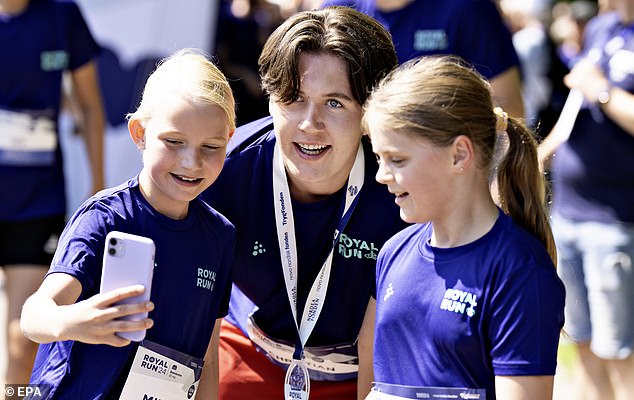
[273,142,364,400]
[284,358,310,400]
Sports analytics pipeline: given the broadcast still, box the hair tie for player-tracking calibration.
[494,107,508,132]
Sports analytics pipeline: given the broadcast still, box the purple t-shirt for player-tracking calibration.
[29,176,235,399]
[374,211,565,399]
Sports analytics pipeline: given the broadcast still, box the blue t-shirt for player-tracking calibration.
[0,0,100,220]
[321,0,519,79]
[29,176,235,399]
[202,117,407,367]
[373,211,565,400]
[551,12,634,224]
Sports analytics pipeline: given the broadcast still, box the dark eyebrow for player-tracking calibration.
[324,92,355,102]
[293,90,356,104]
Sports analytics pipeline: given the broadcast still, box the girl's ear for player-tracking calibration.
[451,135,474,172]
[128,119,146,150]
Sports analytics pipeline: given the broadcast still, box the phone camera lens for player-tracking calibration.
[110,238,117,246]
[108,247,116,256]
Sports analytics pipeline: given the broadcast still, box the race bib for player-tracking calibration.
[366,382,486,400]
[0,108,56,166]
[246,314,358,381]
[120,340,204,400]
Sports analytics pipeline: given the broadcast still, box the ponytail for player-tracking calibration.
[361,56,557,266]
[496,117,557,266]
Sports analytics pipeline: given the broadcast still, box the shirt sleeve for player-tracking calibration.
[48,201,116,296]
[487,262,565,376]
[58,1,101,70]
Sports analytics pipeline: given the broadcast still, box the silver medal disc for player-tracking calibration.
[284,359,310,400]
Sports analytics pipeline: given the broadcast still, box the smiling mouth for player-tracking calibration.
[296,143,329,156]
[172,173,203,184]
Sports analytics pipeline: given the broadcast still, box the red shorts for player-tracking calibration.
[219,319,357,400]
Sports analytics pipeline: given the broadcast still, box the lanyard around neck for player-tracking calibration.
[272,142,364,358]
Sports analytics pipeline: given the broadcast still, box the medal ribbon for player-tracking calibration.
[273,141,364,360]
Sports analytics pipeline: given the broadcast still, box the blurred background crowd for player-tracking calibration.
[0,0,622,398]
[4,0,605,213]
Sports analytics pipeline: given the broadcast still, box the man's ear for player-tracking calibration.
[451,135,474,172]
[128,119,146,150]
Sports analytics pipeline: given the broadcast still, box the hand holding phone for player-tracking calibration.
[100,231,155,341]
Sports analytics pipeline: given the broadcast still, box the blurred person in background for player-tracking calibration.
[500,0,557,132]
[0,0,104,385]
[539,0,634,398]
[499,0,571,139]
[320,0,525,119]
[215,0,284,125]
[550,0,599,67]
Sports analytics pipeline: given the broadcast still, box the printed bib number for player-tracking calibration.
[120,340,204,400]
[246,314,358,379]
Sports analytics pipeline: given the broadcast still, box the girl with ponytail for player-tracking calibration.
[363,55,565,400]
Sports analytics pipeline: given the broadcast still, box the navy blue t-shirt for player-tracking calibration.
[321,0,519,78]
[29,176,235,399]
[551,12,634,223]
[0,0,101,220]
[374,211,565,399]
[203,117,407,351]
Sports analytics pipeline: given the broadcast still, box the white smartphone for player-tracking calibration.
[100,231,155,342]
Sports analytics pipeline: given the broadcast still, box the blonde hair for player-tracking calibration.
[363,56,557,265]
[128,48,236,132]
